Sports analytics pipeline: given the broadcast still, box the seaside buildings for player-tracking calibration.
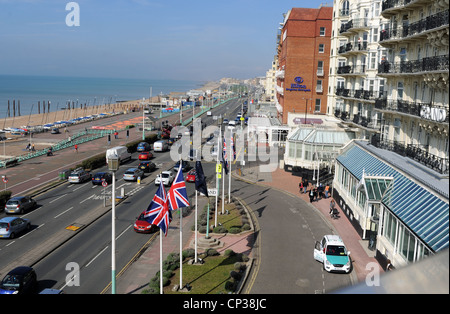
[263,0,448,271]
[327,0,449,270]
[275,6,333,125]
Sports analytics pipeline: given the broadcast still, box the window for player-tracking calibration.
[320,27,325,36]
[397,81,404,99]
[394,118,401,142]
[369,52,377,69]
[341,0,349,16]
[372,27,378,42]
[316,80,323,93]
[315,99,321,112]
[317,61,324,76]
[319,43,324,53]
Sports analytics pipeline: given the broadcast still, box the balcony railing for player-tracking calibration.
[371,137,449,174]
[340,18,369,34]
[335,88,385,101]
[337,64,367,75]
[374,98,449,124]
[380,10,449,42]
[378,54,449,75]
[338,41,368,54]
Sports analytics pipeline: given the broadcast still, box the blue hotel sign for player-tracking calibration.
[286,76,311,92]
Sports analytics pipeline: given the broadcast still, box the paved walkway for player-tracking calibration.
[237,164,384,283]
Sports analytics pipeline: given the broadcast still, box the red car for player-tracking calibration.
[138,151,153,160]
[134,212,157,233]
[186,169,196,182]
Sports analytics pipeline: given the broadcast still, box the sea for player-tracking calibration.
[0,75,203,119]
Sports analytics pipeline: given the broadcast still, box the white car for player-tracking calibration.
[155,171,174,186]
[313,235,352,273]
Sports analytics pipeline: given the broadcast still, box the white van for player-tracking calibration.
[106,146,132,164]
[153,140,169,152]
[228,120,237,126]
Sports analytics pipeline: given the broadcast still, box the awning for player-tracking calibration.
[337,143,449,252]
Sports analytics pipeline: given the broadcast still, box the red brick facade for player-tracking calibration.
[277,7,332,124]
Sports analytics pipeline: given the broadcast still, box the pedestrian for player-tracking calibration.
[324,184,330,198]
[74,144,78,153]
[309,188,314,203]
[313,186,318,201]
[299,181,303,193]
[114,131,118,139]
[303,179,308,194]
[26,143,30,151]
[386,259,393,271]
[31,143,35,152]
[318,183,324,199]
[329,199,335,215]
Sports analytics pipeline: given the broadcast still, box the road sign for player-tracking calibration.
[216,164,222,173]
[2,176,8,183]
[102,180,108,187]
[207,188,217,196]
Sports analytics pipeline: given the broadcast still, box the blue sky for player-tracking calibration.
[0,0,326,81]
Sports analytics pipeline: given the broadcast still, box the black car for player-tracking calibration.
[174,160,190,172]
[91,172,113,185]
[0,266,37,294]
[138,161,156,173]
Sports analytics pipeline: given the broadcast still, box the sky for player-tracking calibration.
[0,0,327,82]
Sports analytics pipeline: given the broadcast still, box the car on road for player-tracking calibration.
[4,196,37,214]
[50,127,60,134]
[313,235,352,273]
[68,168,91,183]
[186,169,196,182]
[0,266,37,294]
[91,172,112,185]
[123,168,144,181]
[138,161,156,173]
[134,212,157,233]
[155,171,174,186]
[137,142,152,152]
[222,119,229,125]
[174,160,190,172]
[0,217,31,239]
[138,151,153,160]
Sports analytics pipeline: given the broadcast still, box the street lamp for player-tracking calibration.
[106,153,120,294]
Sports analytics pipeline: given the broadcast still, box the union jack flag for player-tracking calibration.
[143,181,172,236]
[230,134,236,161]
[167,166,190,211]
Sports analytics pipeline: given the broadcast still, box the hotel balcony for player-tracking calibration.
[275,69,285,79]
[381,0,443,17]
[337,64,367,76]
[377,54,449,76]
[335,87,384,102]
[334,109,380,131]
[370,136,449,175]
[339,18,370,36]
[374,98,449,124]
[379,10,449,44]
[338,41,368,55]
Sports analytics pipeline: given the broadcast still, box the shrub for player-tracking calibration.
[230,271,242,281]
[241,224,251,231]
[213,225,227,233]
[205,248,219,257]
[229,227,241,234]
[224,249,235,257]
[225,280,237,292]
[182,248,195,260]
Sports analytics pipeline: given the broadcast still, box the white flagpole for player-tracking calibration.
[178,159,183,289]
[222,163,225,214]
[215,128,221,228]
[160,229,163,294]
[195,190,198,263]
[228,132,232,203]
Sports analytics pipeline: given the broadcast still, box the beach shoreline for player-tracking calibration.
[0,80,221,131]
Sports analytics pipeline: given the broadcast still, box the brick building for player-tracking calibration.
[276,6,333,124]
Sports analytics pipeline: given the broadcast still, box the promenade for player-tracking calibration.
[0,106,383,294]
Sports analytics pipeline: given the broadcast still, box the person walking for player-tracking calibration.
[329,199,336,216]
[309,188,315,203]
[303,179,308,194]
[324,184,330,198]
[74,144,78,153]
[299,181,304,193]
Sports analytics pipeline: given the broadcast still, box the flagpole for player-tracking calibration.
[194,190,198,263]
[160,229,163,294]
[179,160,183,289]
[228,132,232,203]
[215,127,221,228]
[222,165,225,214]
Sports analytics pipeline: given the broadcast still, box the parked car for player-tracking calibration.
[0,217,31,239]
[138,151,153,160]
[155,171,174,186]
[0,266,37,294]
[50,128,60,134]
[91,172,112,185]
[4,196,37,214]
[222,119,229,125]
[137,142,152,152]
[134,212,157,234]
[68,168,91,183]
[138,161,156,173]
[174,160,190,172]
[123,168,144,181]
[186,169,196,182]
[313,235,352,273]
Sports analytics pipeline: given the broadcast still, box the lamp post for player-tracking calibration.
[107,153,120,294]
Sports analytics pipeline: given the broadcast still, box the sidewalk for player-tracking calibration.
[237,164,384,283]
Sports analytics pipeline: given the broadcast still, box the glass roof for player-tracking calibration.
[287,128,355,144]
[337,143,449,252]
